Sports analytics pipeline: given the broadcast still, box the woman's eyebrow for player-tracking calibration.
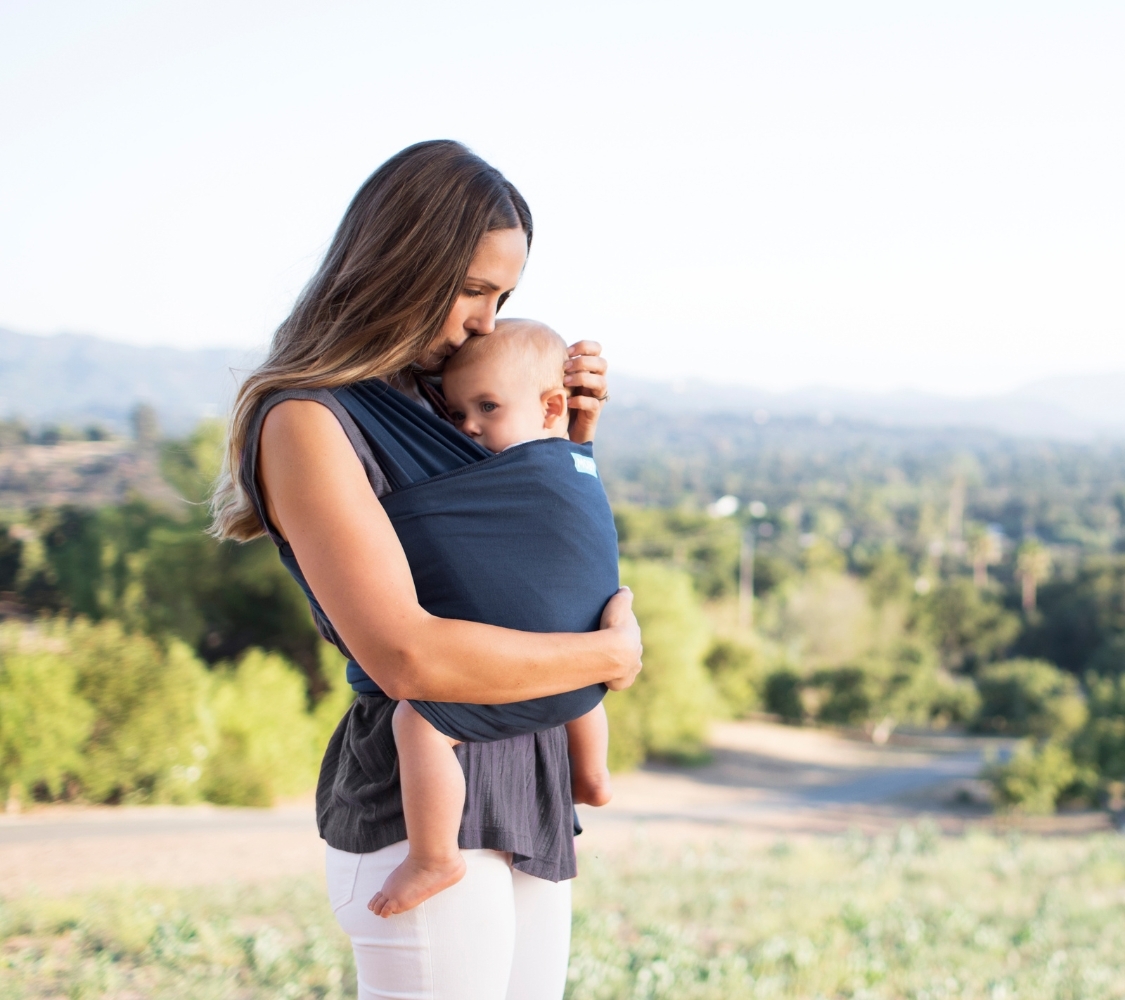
[464,275,501,291]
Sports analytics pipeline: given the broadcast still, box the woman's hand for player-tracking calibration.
[565,340,608,444]
[598,587,643,691]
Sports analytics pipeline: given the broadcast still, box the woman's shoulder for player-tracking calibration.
[248,386,391,498]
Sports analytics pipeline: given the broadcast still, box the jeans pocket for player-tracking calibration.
[326,846,363,913]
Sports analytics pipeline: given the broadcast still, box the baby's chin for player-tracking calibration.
[478,430,540,453]
[479,435,519,453]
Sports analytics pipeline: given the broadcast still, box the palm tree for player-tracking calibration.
[967,524,1003,587]
[1016,539,1052,612]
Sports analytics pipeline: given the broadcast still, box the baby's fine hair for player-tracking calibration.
[444,319,569,395]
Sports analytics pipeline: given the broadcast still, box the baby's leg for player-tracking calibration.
[368,701,467,917]
[566,703,612,807]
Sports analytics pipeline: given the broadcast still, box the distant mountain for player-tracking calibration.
[0,326,1122,441]
[611,372,1125,441]
[0,328,257,435]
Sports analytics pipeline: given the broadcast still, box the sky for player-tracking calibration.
[1,0,1122,396]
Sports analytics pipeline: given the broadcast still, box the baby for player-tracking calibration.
[368,319,613,917]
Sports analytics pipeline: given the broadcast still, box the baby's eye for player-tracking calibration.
[450,410,465,424]
[480,402,498,413]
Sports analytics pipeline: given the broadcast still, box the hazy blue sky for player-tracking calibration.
[1,1,1122,394]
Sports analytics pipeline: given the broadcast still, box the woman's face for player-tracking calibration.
[417,227,529,372]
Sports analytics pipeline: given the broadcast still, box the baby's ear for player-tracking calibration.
[542,388,569,429]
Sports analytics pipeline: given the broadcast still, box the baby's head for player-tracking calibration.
[443,319,570,452]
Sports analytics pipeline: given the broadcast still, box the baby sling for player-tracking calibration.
[319,378,616,742]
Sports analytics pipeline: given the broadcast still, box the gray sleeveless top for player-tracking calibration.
[244,388,577,881]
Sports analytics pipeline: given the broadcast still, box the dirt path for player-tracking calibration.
[0,722,1109,896]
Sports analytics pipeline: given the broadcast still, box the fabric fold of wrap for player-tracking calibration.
[333,378,618,743]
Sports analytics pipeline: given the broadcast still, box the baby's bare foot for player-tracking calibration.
[572,770,612,807]
[368,853,467,917]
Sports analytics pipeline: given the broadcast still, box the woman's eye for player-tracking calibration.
[462,288,483,298]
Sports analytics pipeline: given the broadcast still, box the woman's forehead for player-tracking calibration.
[467,228,528,283]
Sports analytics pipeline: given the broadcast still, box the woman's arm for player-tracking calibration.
[258,400,642,704]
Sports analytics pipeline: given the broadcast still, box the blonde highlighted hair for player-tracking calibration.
[209,141,531,541]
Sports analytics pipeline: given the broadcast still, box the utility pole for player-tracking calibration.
[738,527,755,629]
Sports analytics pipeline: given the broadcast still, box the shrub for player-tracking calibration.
[876,642,981,728]
[985,740,1083,813]
[765,668,804,722]
[1072,717,1125,789]
[68,620,209,803]
[0,619,209,804]
[605,561,715,770]
[812,666,876,726]
[0,627,94,800]
[0,617,340,808]
[973,659,1088,740]
[703,639,765,717]
[1071,673,1125,801]
[201,649,324,806]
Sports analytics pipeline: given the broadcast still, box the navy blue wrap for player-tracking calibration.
[333,379,617,743]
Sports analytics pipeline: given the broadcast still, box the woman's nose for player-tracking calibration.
[465,301,497,336]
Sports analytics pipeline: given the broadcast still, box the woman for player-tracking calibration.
[210,140,643,1000]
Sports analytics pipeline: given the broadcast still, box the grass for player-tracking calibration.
[0,879,354,999]
[4,827,1125,998]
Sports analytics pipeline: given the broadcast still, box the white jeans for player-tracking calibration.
[327,841,572,1000]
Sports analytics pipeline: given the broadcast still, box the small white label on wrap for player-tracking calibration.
[571,453,598,477]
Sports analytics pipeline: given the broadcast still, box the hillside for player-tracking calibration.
[1,326,1124,442]
[0,440,179,510]
[0,328,254,435]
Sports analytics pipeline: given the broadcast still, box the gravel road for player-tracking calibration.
[0,721,1101,897]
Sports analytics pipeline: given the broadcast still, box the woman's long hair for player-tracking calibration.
[210,140,532,541]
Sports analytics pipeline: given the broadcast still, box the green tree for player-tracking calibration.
[16,420,328,698]
[859,544,914,608]
[614,506,743,599]
[1019,556,1125,673]
[918,579,1020,673]
[605,560,715,770]
[774,569,873,669]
